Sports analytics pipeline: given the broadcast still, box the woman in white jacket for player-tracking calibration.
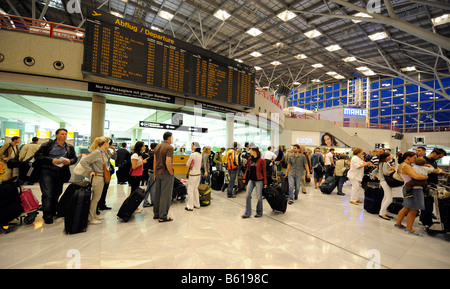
[185,142,202,211]
[347,148,372,205]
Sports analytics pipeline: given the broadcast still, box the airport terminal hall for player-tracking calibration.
[1,0,450,272]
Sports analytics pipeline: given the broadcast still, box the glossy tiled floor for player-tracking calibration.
[1,179,449,269]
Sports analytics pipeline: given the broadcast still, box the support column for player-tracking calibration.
[90,94,106,142]
[226,113,234,149]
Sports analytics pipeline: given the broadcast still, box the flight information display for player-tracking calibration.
[82,11,255,108]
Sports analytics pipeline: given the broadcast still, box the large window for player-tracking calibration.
[288,76,450,132]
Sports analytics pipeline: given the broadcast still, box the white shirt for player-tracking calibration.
[186,152,202,175]
[263,150,277,161]
[325,152,334,166]
[347,155,365,181]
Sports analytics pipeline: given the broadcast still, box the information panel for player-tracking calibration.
[82,11,255,108]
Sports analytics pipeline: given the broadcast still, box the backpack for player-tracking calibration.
[226,150,239,170]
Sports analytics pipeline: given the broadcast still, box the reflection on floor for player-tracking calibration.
[1,179,449,269]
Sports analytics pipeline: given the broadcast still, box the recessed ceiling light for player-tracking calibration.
[277,10,297,22]
[250,51,262,57]
[401,66,416,72]
[357,66,376,76]
[327,71,337,76]
[368,31,389,41]
[343,56,357,62]
[352,12,372,23]
[311,63,324,68]
[271,61,282,66]
[312,79,321,83]
[304,29,322,39]
[293,82,301,85]
[158,10,174,21]
[214,9,231,21]
[325,44,342,52]
[294,54,307,60]
[234,58,243,63]
[247,27,263,36]
[255,66,262,70]
[432,14,450,26]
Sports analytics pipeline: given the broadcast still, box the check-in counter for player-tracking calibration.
[173,155,189,175]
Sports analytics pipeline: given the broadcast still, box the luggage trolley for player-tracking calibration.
[425,185,450,236]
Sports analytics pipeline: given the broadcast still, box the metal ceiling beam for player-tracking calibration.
[328,0,450,51]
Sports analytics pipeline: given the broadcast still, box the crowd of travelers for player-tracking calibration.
[1,129,448,236]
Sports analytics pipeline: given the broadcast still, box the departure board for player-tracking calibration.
[82,11,255,108]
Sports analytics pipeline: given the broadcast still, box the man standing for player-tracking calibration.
[263,146,277,181]
[153,132,175,222]
[310,148,325,189]
[285,144,310,204]
[18,137,40,162]
[115,142,131,185]
[222,142,239,198]
[0,136,21,181]
[324,148,335,178]
[34,129,77,224]
[420,147,447,227]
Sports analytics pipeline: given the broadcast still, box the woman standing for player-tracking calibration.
[129,141,148,195]
[242,146,267,218]
[347,148,373,205]
[185,142,202,211]
[201,146,211,184]
[376,153,395,220]
[81,136,116,225]
[395,152,428,236]
[334,154,349,196]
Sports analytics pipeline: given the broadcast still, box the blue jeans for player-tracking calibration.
[288,175,302,201]
[227,169,238,197]
[243,180,263,217]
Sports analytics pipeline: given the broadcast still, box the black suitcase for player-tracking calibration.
[117,187,145,222]
[263,184,287,213]
[281,177,289,196]
[58,181,90,217]
[364,186,384,214]
[64,181,92,234]
[320,176,337,194]
[173,177,187,200]
[387,197,403,215]
[211,170,224,191]
[0,179,24,226]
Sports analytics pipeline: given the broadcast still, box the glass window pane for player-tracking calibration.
[371,99,379,108]
[392,86,404,96]
[318,101,324,109]
[392,105,403,115]
[381,79,392,87]
[406,84,418,94]
[381,89,392,98]
[325,93,333,99]
[325,100,332,107]
[371,90,379,100]
[334,83,340,90]
[393,96,403,105]
[420,101,433,112]
[380,107,392,116]
[436,100,450,111]
[406,94,418,103]
[319,87,324,94]
[341,88,348,97]
[371,81,379,90]
[326,85,333,92]
[393,78,404,86]
[312,89,317,95]
[370,109,379,118]
[421,92,434,102]
[380,117,391,124]
[381,99,391,106]
[318,94,324,101]
[341,97,347,105]
[405,104,418,113]
[333,98,340,106]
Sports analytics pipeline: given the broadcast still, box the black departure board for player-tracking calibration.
[82,11,255,108]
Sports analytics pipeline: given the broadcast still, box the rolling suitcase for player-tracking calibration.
[0,179,24,226]
[364,186,384,214]
[263,184,287,213]
[281,177,289,196]
[64,181,92,234]
[211,170,224,191]
[198,183,211,206]
[57,181,90,217]
[320,176,337,194]
[117,187,145,222]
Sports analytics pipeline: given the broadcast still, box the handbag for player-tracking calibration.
[385,171,404,187]
[6,157,20,169]
[101,151,111,184]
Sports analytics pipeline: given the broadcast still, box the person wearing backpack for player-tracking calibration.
[222,142,239,198]
[334,154,349,196]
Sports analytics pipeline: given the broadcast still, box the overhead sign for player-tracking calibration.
[5,129,20,137]
[139,121,208,133]
[344,107,367,117]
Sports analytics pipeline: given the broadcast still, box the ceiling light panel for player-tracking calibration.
[271,61,282,66]
[277,10,297,22]
[304,29,322,39]
[214,9,231,21]
[368,31,389,41]
[325,44,342,52]
[294,54,307,60]
[158,10,174,21]
[311,63,324,68]
[247,27,263,36]
[250,51,262,57]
